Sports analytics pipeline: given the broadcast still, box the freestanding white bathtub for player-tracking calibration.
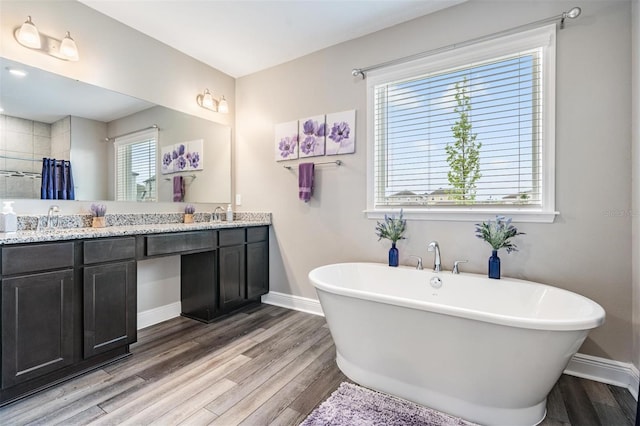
[309,263,605,426]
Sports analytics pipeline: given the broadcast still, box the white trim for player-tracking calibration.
[366,25,557,223]
[137,301,181,330]
[262,291,639,400]
[261,291,324,316]
[364,208,558,223]
[565,353,639,400]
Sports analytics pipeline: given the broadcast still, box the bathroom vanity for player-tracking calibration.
[0,220,269,405]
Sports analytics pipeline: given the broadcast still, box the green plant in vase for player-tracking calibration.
[375,209,407,267]
[475,215,524,279]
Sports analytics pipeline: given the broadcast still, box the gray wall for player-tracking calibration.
[632,0,640,370]
[70,116,108,200]
[236,1,633,363]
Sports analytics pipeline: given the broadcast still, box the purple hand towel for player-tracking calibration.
[298,163,315,202]
[173,176,184,202]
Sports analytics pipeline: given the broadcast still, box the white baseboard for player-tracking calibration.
[565,353,639,400]
[137,302,182,330]
[261,291,324,316]
[262,291,640,400]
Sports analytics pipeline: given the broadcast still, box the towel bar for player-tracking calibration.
[164,174,197,181]
[283,160,342,170]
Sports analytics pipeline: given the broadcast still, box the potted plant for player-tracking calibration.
[375,209,407,267]
[184,204,195,223]
[90,203,106,228]
[475,215,524,279]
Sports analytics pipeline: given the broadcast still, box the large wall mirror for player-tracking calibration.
[0,57,231,204]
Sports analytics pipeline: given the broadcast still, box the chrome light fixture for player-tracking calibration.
[14,15,79,62]
[196,89,228,113]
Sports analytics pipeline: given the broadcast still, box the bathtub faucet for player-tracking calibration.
[427,241,441,272]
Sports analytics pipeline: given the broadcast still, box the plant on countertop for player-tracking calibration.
[184,204,196,214]
[475,215,524,253]
[375,209,407,243]
[90,203,106,217]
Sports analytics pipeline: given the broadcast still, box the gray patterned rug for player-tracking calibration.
[300,382,478,426]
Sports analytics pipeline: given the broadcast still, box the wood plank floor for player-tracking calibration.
[0,304,635,425]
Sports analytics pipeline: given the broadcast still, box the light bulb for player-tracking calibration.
[202,89,214,109]
[60,31,79,61]
[218,96,229,114]
[17,16,41,49]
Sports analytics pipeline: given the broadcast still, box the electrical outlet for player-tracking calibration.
[235,194,242,205]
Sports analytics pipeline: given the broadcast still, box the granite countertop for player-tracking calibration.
[0,212,271,245]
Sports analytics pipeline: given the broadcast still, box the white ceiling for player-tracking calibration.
[79,0,465,78]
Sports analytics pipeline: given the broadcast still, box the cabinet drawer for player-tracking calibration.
[146,231,216,256]
[246,226,268,243]
[219,228,245,246]
[2,242,74,275]
[84,237,136,265]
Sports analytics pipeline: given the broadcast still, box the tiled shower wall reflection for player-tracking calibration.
[0,115,70,199]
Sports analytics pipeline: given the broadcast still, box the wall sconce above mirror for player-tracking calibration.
[14,15,79,62]
[196,89,228,114]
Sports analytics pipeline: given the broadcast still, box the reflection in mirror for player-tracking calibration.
[0,57,231,203]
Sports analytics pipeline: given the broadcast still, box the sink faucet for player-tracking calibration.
[427,241,441,272]
[211,206,224,222]
[46,205,60,229]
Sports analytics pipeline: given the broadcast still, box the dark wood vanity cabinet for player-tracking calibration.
[1,270,75,388]
[82,238,137,358]
[218,229,247,312]
[180,226,269,323]
[0,238,136,404]
[0,225,268,404]
[246,227,269,299]
[1,243,75,388]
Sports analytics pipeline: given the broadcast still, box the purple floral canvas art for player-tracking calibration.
[161,139,204,174]
[326,110,356,155]
[275,121,299,161]
[298,115,326,158]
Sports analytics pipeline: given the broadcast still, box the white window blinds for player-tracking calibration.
[114,128,158,202]
[370,25,556,216]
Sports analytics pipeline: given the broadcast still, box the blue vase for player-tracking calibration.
[488,249,500,279]
[389,242,399,267]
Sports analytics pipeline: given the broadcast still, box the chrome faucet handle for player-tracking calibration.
[452,260,468,274]
[409,255,423,270]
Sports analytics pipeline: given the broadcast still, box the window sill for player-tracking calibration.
[364,208,558,223]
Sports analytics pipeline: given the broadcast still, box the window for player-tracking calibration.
[114,128,158,202]
[367,25,557,222]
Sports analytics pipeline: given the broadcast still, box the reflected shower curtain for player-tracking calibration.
[41,158,75,200]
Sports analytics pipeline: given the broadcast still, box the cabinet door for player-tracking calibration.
[83,261,136,358]
[181,250,217,322]
[1,270,74,388]
[218,245,246,312]
[247,241,269,299]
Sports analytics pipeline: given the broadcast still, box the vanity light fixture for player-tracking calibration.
[17,16,41,49]
[14,15,80,62]
[218,96,229,114]
[59,32,79,61]
[196,89,228,113]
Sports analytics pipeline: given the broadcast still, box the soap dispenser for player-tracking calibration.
[226,204,233,222]
[0,201,17,233]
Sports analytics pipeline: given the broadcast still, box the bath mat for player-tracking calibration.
[300,382,477,426]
